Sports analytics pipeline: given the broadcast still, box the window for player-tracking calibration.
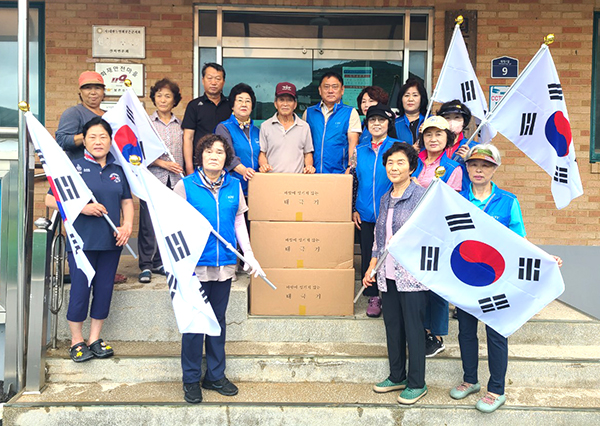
[591,12,600,162]
[0,2,45,128]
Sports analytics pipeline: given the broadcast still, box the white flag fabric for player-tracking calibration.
[25,112,96,285]
[125,164,220,336]
[431,24,496,143]
[486,45,583,209]
[103,88,168,167]
[387,179,564,337]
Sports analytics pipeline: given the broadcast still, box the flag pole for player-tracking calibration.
[354,168,446,303]
[462,37,552,147]
[90,195,137,258]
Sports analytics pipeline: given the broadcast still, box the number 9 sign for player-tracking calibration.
[491,56,518,79]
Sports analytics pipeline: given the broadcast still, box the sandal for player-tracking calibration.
[138,269,152,283]
[70,342,93,363]
[114,273,127,284]
[88,339,114,358]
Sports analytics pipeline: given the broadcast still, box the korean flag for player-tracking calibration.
[387,179,564,337]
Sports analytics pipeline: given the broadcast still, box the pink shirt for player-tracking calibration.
[416,151,462,191]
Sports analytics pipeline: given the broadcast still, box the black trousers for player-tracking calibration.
[137,200,162,271]
[359,221,379,297]
[381,280,428,389]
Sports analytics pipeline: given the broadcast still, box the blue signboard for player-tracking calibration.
[491,56,518,79]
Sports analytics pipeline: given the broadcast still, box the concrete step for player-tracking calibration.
[44,342,600,389]
[6,382,600,426]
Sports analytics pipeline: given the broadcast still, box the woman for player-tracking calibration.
[353,104,397,318]
[45,117,133,362]
[450,144,563,413]
[138,78,185,284]
[413,115,462,357]
[394,78,428,145]
[56,71,106,160]
[215,83,260,196]
[356,86,390,147]
[363,142,428,405]
[437,99,472,162]
[173,134,264,404]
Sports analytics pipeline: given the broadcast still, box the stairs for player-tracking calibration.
[4,256,600,425]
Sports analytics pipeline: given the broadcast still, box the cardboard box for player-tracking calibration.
[248,173,352,222]
[250,221,354,269]
[250,269,355,316]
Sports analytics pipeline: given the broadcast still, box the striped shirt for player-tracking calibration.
[148,111,184,187]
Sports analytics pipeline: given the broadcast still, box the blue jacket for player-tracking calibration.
[222,114,260,195]
[394,113,425,144]
[305,102,353,174]
[354,136,396,223]
[413,152,461,186]
[183,171,240,266]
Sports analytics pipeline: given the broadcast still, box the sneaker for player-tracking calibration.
[138,269,151,283]
[202,377,239,396]
[476,392,506,413]
[425,333,445,358]
[366,296,382,318]
[450,382,481,400]
[373,378,408,393]
[183,382,202,403]
[397,385,428,405]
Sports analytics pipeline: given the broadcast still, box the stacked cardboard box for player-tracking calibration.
[248,173,355,316]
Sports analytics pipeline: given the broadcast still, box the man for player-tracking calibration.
[303,72,362,174]
[258,82,315,174]
[181,63,231,175]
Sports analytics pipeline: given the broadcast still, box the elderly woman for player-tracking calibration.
[46,117,133,362]
[437,99,472,162]
[356,86,390,148]
[56,71,106,160]
[138,78,185,283]
[450,144,562,413]
[215,83,260,196]
[173,134,264,404]
[363,142,428,405]
[394,78,429,145]
[353,104,398,318]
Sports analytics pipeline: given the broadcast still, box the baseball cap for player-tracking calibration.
[365,103,395,121]
[421,116,450,132]
[275,82,297,99]
[79,71,105,88]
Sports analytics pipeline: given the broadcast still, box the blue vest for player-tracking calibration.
[460,184,517,229]
[305,102,353,174]
[355,136,396,223]
[222,114,260,195]
[182,171,240,266]
[412,153,460,187]
[358,126,371,146]
[394,113,425,144]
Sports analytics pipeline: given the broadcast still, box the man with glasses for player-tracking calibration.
[182,63,232,175]
[303,72,362,174]
[258,82,315,174]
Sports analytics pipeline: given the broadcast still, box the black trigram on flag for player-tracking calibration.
[461,80,477,102]
[420,246,439,271]
[548,83,563,101]
[165,231,191,262]
[553,166,568,184]
[479,294,510,313]
[55,176,80,202]
[126,105,135,125]
[519,112,537,136]
[518,257,541,281]
[68,232,82,254]
[35,149,46,165]
[198,281,209,303]
[445,213,475,232]
[166,271,178,300]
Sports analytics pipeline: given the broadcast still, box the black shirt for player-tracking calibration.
[181,93,232,149]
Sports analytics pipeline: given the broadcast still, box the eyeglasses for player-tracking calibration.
[368,117,388,124]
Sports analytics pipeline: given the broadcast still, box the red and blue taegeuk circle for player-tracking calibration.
[450,240,505,287]
[545,111,572,157]
[114,125,142,162]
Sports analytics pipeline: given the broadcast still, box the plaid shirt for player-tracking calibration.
[148,111,184,187]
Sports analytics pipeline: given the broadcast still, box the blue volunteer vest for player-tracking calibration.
[222,114,260,195]
[460,184,517,229]
[394,113,425,144]
[412,152,460,186]
[305,102,353,174]
[183,170,240,266]
[354,136,396,223]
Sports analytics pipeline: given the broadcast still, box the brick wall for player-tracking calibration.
[5,0,597,245]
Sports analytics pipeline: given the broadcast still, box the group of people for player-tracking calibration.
[45,64,562,412]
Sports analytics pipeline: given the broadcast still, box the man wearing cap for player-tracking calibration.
[56,71,106,159]
[181,63,232,175]
[303,72,362,174]
[258,82,315,174]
